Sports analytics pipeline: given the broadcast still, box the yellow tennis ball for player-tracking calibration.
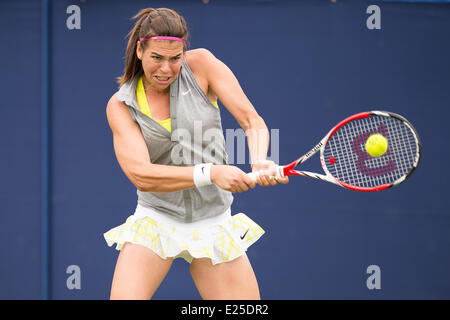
[365,133,388,157]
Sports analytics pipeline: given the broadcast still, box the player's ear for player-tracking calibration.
[136,41,142,60]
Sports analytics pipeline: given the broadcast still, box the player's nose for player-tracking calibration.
[159,60,171,73]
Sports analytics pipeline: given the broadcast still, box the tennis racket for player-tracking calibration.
[248,111,421,191]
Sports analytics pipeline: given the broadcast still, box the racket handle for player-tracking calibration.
[247,166,284,182]
[247,171,259,182]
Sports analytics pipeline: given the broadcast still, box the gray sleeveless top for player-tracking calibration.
[116,59,233,223]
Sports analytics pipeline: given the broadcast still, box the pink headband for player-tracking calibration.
[140,36,185,43]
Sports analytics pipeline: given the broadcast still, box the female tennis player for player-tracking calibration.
[104,8,288,300]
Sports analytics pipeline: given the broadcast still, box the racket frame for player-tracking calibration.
[278,111,421,191]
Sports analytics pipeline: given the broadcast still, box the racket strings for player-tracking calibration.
[323,115,418,188]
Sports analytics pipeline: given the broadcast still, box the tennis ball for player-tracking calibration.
[365,133,388,157]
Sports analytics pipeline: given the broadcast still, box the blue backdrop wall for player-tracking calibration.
[1,0,449,299]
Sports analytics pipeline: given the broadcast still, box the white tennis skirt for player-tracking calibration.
[103,204,265,265]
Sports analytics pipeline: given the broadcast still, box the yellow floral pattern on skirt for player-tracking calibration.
[104,210,265,265]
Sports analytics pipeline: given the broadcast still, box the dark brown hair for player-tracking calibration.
[117,8,189,87]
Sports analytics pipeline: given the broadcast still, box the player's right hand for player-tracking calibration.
[210,165,256,193]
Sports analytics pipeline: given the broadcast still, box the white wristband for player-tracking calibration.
[193,163,213,188]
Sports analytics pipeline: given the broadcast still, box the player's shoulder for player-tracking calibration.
[185,48,215,62]
[106,91,133,131]
[106,92,122,113]
[185,48,217,74]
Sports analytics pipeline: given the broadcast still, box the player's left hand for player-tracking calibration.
[251,159,289,187]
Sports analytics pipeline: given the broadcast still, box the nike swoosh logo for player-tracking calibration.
[181,89,191,95]
[240,229,249,240]
[201,166,205,175]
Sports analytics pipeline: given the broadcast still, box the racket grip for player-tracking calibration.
[247,166,284,182]
[247,171,259,182]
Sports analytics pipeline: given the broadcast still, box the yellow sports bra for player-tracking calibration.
[136,76,218,132]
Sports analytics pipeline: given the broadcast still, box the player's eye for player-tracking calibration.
[152,56,161,60]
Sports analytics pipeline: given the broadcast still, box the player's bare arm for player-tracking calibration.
[189,49,288,186]
[106,92,254,193]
